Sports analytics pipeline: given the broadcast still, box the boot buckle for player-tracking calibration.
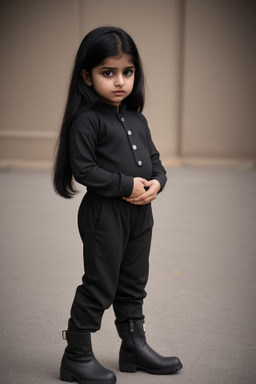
[129,320,134,333]
[62,330,67,340]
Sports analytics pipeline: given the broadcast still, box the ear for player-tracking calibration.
[81,69,93,86]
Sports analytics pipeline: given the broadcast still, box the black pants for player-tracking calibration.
[68,191,154,332]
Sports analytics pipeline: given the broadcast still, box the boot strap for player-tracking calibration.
[62,330,67,340]
[129,320,146,333]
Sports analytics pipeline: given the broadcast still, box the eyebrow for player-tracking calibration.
[100,65,135,70]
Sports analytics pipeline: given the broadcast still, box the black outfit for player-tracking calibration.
[68,103,167,332]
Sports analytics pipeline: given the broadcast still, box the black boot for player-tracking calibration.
[60,330,117,384]
[115,319,182,374]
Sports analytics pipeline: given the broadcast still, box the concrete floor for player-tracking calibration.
[0,167,256,384]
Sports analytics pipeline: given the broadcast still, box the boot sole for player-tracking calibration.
[60,367,117,384]
[119,360,183,374]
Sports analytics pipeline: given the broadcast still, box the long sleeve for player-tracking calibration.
[69,128,133,198]
[146,126,167,192]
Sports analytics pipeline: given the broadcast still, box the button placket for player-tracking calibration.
[118,114,143,167]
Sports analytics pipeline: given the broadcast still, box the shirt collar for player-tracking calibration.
[99,103,127,115]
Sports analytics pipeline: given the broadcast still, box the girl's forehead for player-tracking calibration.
[101,54,134,67]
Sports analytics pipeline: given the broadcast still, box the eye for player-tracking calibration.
[124,69,134,77]
[103,70,113,77]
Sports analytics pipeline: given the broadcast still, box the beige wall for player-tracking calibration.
[0,0,80,165]
[182,0,256,160]
[0,0,255,167]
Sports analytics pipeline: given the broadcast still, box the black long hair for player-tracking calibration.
[53,26,145,198]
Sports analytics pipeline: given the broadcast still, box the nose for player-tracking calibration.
[114,74,125,87]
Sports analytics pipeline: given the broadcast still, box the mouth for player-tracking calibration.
[113,91,125,96]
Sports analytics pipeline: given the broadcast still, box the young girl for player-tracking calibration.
[53,26,182,384]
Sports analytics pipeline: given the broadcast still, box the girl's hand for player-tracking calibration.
[124,179,161,205]
[128,177,148,199]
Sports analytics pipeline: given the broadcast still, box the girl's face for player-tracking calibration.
[82,54,135,107]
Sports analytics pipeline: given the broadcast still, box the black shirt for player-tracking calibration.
[69,103,167,198]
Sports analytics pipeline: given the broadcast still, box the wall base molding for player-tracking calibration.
[164,156,256,168]
[1,156,255,170]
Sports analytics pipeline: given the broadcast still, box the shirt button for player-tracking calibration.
[127,130,132,135]
[132,145,137,150]
[137,161,143,166]
[121,117,125,122]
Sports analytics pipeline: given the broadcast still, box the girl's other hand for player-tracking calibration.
[124,179,161,205]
